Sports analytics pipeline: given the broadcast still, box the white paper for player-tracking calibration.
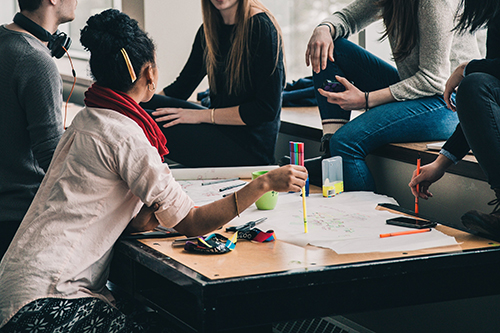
[228,192,457,254]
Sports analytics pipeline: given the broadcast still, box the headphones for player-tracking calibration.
[13,12,71,59]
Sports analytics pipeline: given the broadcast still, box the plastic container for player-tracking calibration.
[322,156,344,197]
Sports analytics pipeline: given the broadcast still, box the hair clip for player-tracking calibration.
[120,48,137,83]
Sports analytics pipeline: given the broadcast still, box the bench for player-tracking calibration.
[279,106,485,181]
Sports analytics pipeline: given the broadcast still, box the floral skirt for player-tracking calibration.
[1,297,154,332]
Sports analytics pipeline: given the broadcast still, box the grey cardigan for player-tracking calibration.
[322,0,481,101]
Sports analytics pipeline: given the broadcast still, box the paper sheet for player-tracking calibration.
[177,179,458,254]
[227,191,458,254]
[179,179,248,206]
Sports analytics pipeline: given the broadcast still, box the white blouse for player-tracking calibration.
[0,106,194,327]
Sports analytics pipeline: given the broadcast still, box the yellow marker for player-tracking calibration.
[302,186,308,233]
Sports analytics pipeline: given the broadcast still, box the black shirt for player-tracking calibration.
[163,13,285,164]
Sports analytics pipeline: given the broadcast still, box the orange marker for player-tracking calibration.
[415,155,421,216]
[380,228,431,238]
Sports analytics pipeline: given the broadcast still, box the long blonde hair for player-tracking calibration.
[201,0,284,95]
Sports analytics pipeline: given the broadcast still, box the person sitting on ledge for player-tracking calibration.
[409,0,500,240]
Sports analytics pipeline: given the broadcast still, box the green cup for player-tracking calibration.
[252,170,279,210]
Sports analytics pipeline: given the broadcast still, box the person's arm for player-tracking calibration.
[18,50,63,172]
[408,153,453,200]
[317,75,395,111]
[305,0,381,74]
[119,132,307,236]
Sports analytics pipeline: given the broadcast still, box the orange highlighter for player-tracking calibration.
[380,228,431,238]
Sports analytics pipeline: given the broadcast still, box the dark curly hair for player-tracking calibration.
[80,9,156,92]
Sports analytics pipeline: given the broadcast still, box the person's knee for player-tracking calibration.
[456,73,499,116]
[329,131,360,158]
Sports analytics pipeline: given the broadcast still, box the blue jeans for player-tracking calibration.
[313,38,459,191]
[456,73,500,190]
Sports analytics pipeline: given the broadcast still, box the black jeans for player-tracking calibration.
[141,94,264,167]
[456,73,500,189]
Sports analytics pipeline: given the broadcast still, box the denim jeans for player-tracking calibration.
[312,38,459,191]
[456,73,500,190]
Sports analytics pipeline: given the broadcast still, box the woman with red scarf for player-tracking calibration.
[0,9,307,332]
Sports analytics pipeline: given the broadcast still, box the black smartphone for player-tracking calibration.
[386,216,437,229]
[321,79,346,92]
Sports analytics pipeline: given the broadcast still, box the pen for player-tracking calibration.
[380,228,431,238]
[226,217,267,232]
[415,154,421,216]
[219,182,246,192]
[202,177,240,186]
[302,186,308,233]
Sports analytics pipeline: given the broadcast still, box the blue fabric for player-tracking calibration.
[313,38,459,191]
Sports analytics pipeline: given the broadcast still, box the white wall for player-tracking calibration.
[145,1,206,93]
[0,0,16,25]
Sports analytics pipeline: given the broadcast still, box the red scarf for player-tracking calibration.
[84,83,169,160]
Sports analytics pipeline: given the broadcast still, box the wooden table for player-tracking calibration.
[109,197,500,332]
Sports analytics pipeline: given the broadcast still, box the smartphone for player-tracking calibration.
[321,79,346,92]
[386,216,437,229]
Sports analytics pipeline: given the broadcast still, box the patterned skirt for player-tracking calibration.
[1,297,168,332]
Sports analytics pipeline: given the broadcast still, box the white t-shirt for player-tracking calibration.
[0,106,194,327]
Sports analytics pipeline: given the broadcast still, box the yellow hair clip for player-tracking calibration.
[120,48,137,83]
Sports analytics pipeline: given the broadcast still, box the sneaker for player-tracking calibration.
[461,196,500,240]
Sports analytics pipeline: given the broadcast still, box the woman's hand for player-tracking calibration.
[408,155,452,199]
[262,164,308,193]
[317,76,365,110]
[152,108,208,128]
[125,203,160,233]
[305,24,335,74]
[444,62,469,111]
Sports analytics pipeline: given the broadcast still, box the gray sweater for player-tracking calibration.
[323,0,481,101]
[0,25,63,223]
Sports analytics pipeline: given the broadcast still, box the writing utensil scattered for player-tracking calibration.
[380,228,431,238]
[219,182,246,192]
[415,154,421,216]
[302,186,308,233]
[226,217,267,232]
[202,177,240,186]
[172,236,200,247]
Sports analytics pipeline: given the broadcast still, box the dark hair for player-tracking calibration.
[455,0,500,32]
[18,0,43,11]
[377,0,420,62]
[80,9,156,92]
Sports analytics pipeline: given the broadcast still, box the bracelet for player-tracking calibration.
[317,23,332,35]
[364,91,370,111]
[211,108,216,124]
[233,192,240,217]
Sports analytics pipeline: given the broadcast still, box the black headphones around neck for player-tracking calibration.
[13,12,71,59]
